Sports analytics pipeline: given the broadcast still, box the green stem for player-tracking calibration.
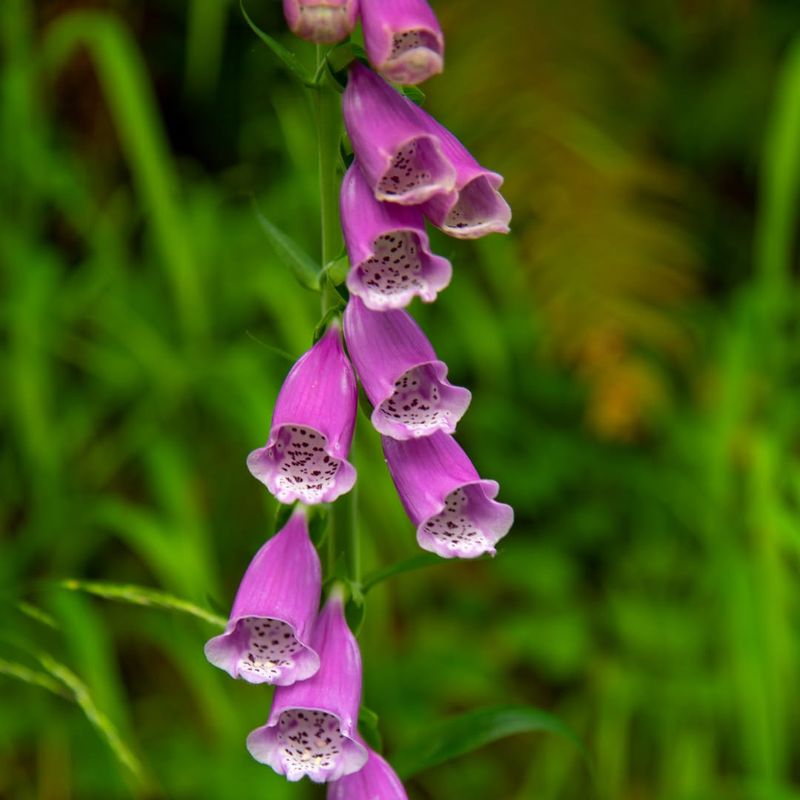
[314,45,344,313]
[312,46,358,585]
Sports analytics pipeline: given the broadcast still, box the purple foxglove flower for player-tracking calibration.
[343,63,456,205]
[341,161,451,309]
[419,117,512,239]
[204,509,322,685]
[383,431,513,558]
[344,296,470,439]
[327,747,408,800]
[283,0,358,44]
[248,323,357,505]
[247,589,368,783]
[360,0,444,86]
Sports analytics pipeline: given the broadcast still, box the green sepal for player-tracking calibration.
[313,306,345,344]
[400,85,426,106]
[308,505,331,549]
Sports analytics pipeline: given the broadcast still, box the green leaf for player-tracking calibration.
[362,553,445,593]
[358,705,383,752]
[393,705,590,780]
[58,579,226,629]
[400,85,426,106]
[322,254,350,286]
[326,41,366,76]
[313,307,344,343]
[239,0,314,85]
[35,651,149,786]
[252,199,320,291]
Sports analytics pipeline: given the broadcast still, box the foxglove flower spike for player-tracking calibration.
[248,323,357,505]
[344,63,456,205]
[341,162,451,309]
[383,432,513,558]
[204,508,321,685]
[360,0,444,85]
[283,0,358,44]
[327,746,409,800]
[247,589,368,782]
[344,297,470,439]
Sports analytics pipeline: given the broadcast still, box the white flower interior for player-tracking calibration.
[357,231,424,305]
[377,364,452,435]
[271,426,340,503]
[277,709,345,780]
[423,487,492,556]
[237,618,303,682]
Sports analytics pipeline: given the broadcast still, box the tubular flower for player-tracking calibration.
[343,63,456,205]
[344,297,470,440]
[247,590,368,783]
[327,746,409,800]
[360,0,444,85]
[248,324,357,505]
[383,432,513,558]
[204,508,321,686]
[283,0,358,44]
[341,162,451,309]
[418,116,512,239]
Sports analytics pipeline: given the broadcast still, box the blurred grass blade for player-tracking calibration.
[59,579,226,628]
[15,600,58,629]
[252,199,321,290]
[35,651,149,786]
[362,553,450,593]
[0,657,71,699]
[393,705,590,780]
[240,0,314,85]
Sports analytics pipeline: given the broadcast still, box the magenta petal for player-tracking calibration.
[383,432,513,558]
[204,509,321,686]
[327,747,408,800]
[248,324,357,505]
[247,592,368,783]
[344,297,470,440]
[343,63,456,205]
[341,162,451,309]
[283,0,358,44]
[417,115,512,239]
[360,0,444,85]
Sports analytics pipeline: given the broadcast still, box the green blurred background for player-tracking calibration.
[2,0,800,797]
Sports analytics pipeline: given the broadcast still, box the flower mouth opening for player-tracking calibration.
[421,484,502,557]
[375,364,468,438]
[443,174,511,238]
[235,618,304,683]
[277,709,346,781]
[269,425,341,503]
[353,230,425,307]
[384,29,443,83]
[377,137,453,204]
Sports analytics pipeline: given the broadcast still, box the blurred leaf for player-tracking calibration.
[15,600,58,629]
[252,199,320,291]
[0,656,71,699]
[362,553,448,593]
[393,705,590,779]
[58,580,226,629]
[239,0,314,85]
[34,650,149,786]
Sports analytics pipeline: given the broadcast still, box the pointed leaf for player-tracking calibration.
[252,199,321,291]
[362,553,445,593]
[240,0,314,85]
[393,704,590,780]
[0,656,71,699]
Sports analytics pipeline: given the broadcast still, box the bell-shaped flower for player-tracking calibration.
[283,0,358,44]
[344,297,470,440]
[360,0,444,85]
[204,508,322,686]
[341,161,451,310]
[327,746,409,800]
[343,63,456,205]
[248,323,357,505]
[247,588,368,783]
[383,431,513,558]
[419,115,512,239]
